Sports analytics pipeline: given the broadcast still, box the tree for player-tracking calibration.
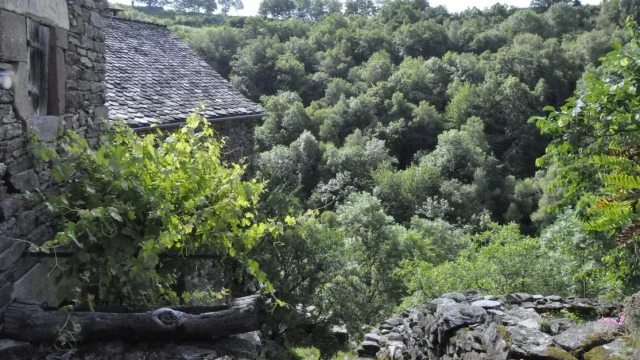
[393,20,449,59]
[502,9,550,38]
[399,223,575,306]
[219,0,243,14]
[530,0,573,12]
[259,0,297,18]
[320,192,410,333]
[344,0,377,16]
[535,20,640,285]
[178,26,244,78]
[145,0,167,6]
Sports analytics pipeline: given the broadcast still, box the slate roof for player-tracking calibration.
[103,18,264,128]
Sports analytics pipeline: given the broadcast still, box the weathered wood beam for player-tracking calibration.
[3,295,265,343]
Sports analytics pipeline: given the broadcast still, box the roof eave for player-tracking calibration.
[130,113,267,132]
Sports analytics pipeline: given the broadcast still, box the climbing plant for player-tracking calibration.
[32,111,284,308]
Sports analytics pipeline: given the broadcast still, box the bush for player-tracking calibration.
[33,112,283,308]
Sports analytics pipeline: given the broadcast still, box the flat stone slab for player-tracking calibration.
[518,317,541,330]
[553,322,620,352]
[471,299,501,309]
[583,338,632,360]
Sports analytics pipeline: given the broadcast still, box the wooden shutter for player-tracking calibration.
[27,18,50,116]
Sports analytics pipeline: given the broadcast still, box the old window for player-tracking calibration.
[27,18,50,117]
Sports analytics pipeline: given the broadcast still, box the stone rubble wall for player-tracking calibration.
[357,291,637,360]
[0,0,108,331]
[212,118,256,164]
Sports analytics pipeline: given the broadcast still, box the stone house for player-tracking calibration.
[104,14,264,163]
[0,0,263,332]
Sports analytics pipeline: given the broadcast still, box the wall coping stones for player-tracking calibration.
[357,291,627,359]
[0,0,69,30]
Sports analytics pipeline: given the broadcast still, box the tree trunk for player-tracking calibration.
[3,296,266,343]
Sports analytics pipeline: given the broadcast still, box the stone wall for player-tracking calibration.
[212,118,256,164]
[0,0,108,331]
[357,291,635,360]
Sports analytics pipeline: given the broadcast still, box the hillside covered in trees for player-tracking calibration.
[117,0,640,347]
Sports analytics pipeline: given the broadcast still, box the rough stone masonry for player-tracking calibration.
[357,291,640,360]
[0,0,109,331]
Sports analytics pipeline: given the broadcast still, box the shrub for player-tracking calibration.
[33,112,283,308]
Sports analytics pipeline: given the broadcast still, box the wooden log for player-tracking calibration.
[3,295,265,343]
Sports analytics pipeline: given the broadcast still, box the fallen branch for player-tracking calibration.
[3,295,265,343]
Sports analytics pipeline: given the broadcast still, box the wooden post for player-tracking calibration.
[3,295,265,343]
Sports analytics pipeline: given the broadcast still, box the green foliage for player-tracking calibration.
[36,113,282,307]
[114,3,640,354]
[399,222,578,306]
[535,20,640,260]
[319,192,413,333]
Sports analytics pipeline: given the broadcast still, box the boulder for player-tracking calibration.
[553,322,620,353]
[546,295,564,302]
[506,307,541,322]
[505,293,534,304]
[431,297,457,309]
[383,316,404,327]
[358,341,380,356]
[481,323,509,360]
[549,318,576,335]
[442,292,467,303]
[517,317,541,330]
[363,333,380,344]
[213,331,261,358]
[429,303,486,344]
[507,325,553,358]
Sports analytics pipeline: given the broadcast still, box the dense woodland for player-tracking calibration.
[70,0,640,347]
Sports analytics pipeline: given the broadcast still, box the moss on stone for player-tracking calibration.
[583,345,623,360]
[546,346,579,360]
[497,325,512,348]
[622,336,638,348]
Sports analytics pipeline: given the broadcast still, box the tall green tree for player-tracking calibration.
[535,20,640,285]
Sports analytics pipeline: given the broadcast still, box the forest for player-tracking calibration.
[65,0,640,351]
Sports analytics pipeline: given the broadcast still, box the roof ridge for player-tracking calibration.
[105,16,168,28]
